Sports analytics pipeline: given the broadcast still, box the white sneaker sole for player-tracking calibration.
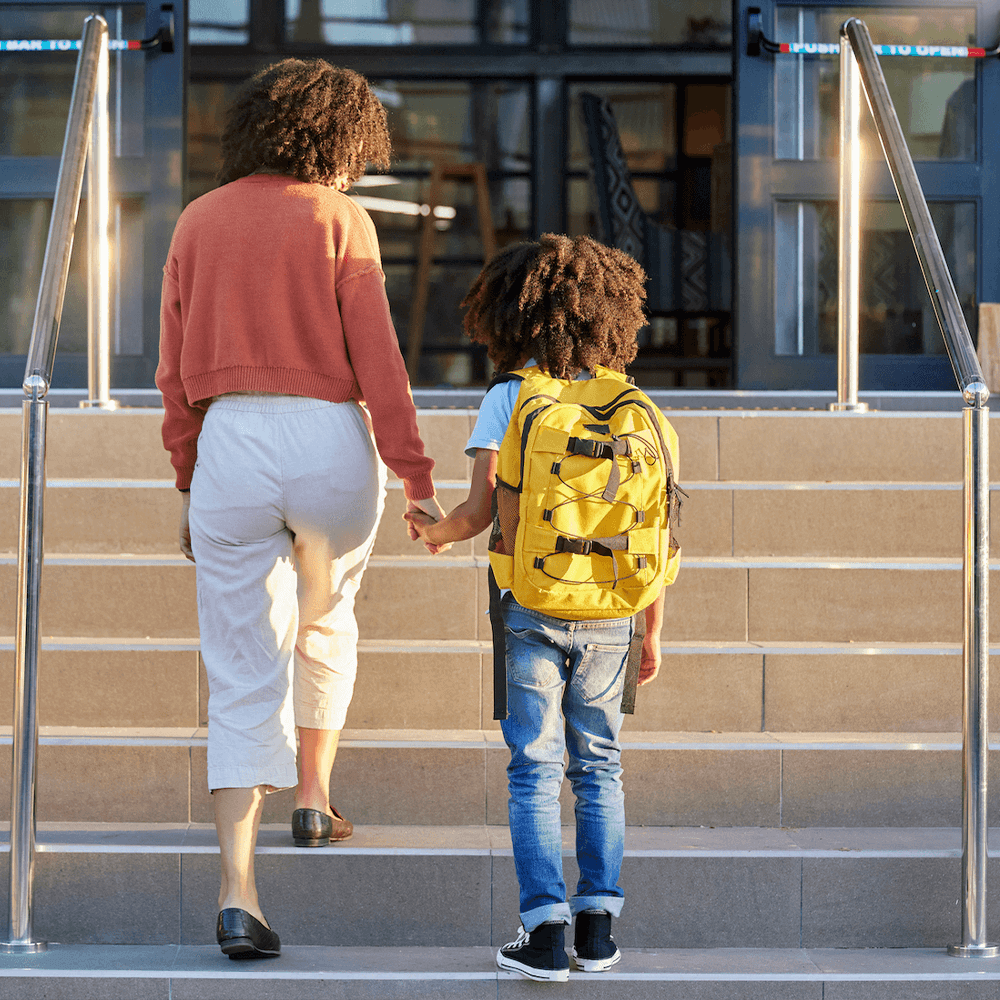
[571,946,621,972]
[497,948,570,982]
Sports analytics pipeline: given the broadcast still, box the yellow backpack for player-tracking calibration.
[489,365,682,621]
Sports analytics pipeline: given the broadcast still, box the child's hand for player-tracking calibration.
[404,509,434,532]
[638,632,661,686]
[403,505,452,554]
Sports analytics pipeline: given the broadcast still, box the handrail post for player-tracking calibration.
[948,393,998,957]
[5,379,48,955]
[3,13,109,954]
[838,16,996,958]
[829,27,868,413]
[81,28,118,411]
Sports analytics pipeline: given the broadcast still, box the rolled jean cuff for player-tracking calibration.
[520,903,572,933]
[207,763,298,792]
[570,895,624,919]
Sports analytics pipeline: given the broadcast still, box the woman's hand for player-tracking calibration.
[404,498,452,554]
[410,495,447,522]
[404,509,444,554]
[179,492,195,563]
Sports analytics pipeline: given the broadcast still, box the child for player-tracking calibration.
[406,234,669,982]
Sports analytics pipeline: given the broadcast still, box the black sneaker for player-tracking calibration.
[572,910,621,972]
[496,922,570,982]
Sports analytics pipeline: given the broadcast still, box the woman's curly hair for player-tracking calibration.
[461,234,647,378]
[217,59,391,186]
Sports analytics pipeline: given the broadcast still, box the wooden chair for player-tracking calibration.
[405,162,497,381]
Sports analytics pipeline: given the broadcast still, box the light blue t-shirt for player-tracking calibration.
[464,363,593,457]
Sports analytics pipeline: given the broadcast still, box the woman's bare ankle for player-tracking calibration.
[293,786,330,815]
[218,893,268,928]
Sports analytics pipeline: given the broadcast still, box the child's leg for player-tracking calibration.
[499,599,574,931]
[563,617,632,919]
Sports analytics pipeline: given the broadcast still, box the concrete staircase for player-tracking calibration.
[1,402,1000,997]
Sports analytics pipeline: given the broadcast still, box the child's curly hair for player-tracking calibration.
[217,59,391,187]
[461,234,647,378]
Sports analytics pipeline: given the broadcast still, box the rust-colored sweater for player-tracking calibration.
[156,174,435,499]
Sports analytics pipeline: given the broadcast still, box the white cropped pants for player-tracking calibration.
[189,394,386,791]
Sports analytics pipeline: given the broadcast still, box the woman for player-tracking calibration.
[156,58,443,958]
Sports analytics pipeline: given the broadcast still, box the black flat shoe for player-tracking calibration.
[216,908,280,960]
[292,806,353,846]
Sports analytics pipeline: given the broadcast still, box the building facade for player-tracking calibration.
[1,0,996,392]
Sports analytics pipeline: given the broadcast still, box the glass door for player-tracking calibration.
[735,0,1000,390]
[0,0,185,388]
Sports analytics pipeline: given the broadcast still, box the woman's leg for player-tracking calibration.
[284,401,386,823]
[294,727,341,815]
[214,786,268,925]
[190,397,302,930]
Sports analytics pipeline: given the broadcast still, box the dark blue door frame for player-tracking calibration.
[735,0,1000,391]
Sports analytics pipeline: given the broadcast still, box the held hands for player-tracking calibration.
[404,508,442,553]
[404,497,452,554]
[638,631,661,686]
[179,492,195,563]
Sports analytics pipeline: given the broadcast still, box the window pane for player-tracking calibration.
[568,83,677,176]
[188,80,243,201]
[774,200,975,356]
[569,0,731,46]
[568,82,729,233]
[0,198,143,358]
[774,7,977,161]
[115,198,145,355]
[0,5,146,157]
[285,0,486,44]
[188,80,532,207]
[1,199,88,354]
[485,0,529,44]
[189,0,248,44]
[385,263,490,385]
[381,81,530,171]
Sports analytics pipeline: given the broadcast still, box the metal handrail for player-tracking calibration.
[81,24,117,413]
[838,18,995,958]
[829,31,867,413]
[5,14,109,954]
[844,19,986,404]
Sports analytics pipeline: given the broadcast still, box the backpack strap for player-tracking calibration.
[566,435,631,501]
[487,368,530,721]
[486,371,525,391]
[488,566,508,720]
[620,611,645,714]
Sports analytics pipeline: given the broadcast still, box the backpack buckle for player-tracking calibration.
[555,536,591,556]
[567,436,601,459]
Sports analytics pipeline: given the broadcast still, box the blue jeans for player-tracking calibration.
[499,594,631,932]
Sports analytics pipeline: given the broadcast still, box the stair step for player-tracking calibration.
[1,945,998,1000]
[2,636,991,734]
[1,408,989,484]
[0,825,990,953]
[3,478,996,561]
[0,728,987,828]
[2,553,995,643]
[13,821,985,854]
[0,409,475,482]
[0,725,988,749]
